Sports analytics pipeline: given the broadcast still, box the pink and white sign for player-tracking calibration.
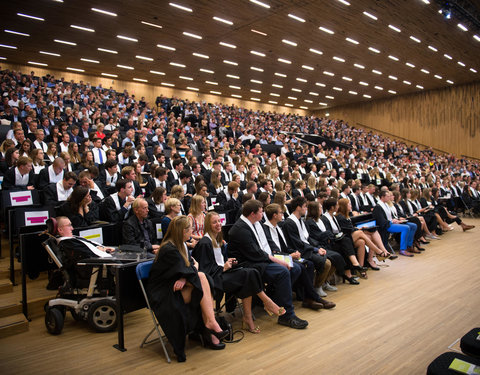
[10,191,33,206]
[24,211,49,226]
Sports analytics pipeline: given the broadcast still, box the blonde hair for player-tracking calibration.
[189,195,205,216]
[165,197,181,214]
[204,211,223,248]
[159,215,190,266]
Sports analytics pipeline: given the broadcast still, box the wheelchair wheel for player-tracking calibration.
[87,300,117,333]
[45,308,64,335]
[70,308,83,321]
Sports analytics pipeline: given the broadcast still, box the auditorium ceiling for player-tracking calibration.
[1,0,479,111]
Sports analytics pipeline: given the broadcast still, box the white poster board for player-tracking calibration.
[79,227,104,245]
[9,190,33,206]
[156,223,163,239]
[24,211,49,226]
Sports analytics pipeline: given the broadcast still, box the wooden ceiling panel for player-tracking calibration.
[1,0,478,110]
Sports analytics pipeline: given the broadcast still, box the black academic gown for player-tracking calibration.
[146,242,203,360]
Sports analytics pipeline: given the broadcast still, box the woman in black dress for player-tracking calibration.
[192,212,285,334]
[147,215,228,362]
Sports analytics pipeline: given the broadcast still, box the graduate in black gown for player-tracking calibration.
[192,212,285,334]
[146,215,228,362]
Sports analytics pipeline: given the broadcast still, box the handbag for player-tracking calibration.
[216,315,244,343]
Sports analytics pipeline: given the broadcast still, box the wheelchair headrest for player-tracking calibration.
[46,218,58,236]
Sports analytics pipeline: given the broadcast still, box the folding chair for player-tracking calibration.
[135,261,171,363]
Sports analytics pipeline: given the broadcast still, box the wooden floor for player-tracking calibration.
[1,220,479,375]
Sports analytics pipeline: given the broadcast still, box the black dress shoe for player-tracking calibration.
[278,315,308,329]
[302,299,323,310]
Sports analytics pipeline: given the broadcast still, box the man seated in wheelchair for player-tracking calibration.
[55,216,116,293]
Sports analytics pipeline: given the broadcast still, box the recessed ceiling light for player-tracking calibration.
[474,35,480,42]
[372,69,382,75]
[223,60,238,65]
[220,42,236,48]
[416,85,424,89]
[443,54,452,60]
[333,56,345,62]
[40,51,60,56]
[388,24,401,32]
[117,64,134,70]
[192,52,209,59]
[288,14,305,22]
[374,86,383,90]
[323,71,334,76]
[183,31,202,39]
[288,96,297,100]
[420,68,430,74]
[133,78,148,82]
[409,36,421,43]
[251,89,261,93]
[229,85,241,89]
[434,74,442,79]
[319,26,334,34]
[368,47,380,53]
[270,93,280,96]
[301,65,314,71]
[4,30,30,37]
[66,67,84,72]
[249,0,270,8]
[206,81,218,85]
[457,23,468,31]
[282,39,297,46]
[200,68,214,73]
[54,39,76,46]
[251,97,261,101]
[81,58,100,63]
[157,44,176,51]
[345,37,359,44]
[98,47,117,54]
[17,13,44,21]
[363,11,377,20]
[284,103,293,107]
[231,94,242,98]
[117,35,138,42]
[278,58,292,64]
[363,94,371,98]
[210,91,222,95]
[319,101,327,106]
[337,0,351,5]
[161,82,175,87]
[268,100,278,104]
[315,82,326,87]
[275,72,287,77]
[272,84,283,88]
[296,78,307,82]
[179,76,193,80]
[333,87,342,91]
[70,24,95,32]
[101,73,118,78]
[388,55,399,61]
[457,61,465,67]
[359,81,369,86]
[250,66,264,72]
[422,0,430,4]
[388,75,397,80]
[446,80,454,84]
[251,79,263,84]
[226,74,240,79]
[170,62,186,67]
[342,76,352,81]
[169,2,193,12]
[388,90,397,94]
[354,63,365,69]
[28,61,47,66]
[325,95,334,99]
[150,70,165,75]
[406,62,416,68]
[250,50,266,57]
[403,80,411,85]
[136,55,153,61]
[251,29,267,36]
[428,45,438,52]
[300,106,309,110]
[291,88,302,92]
[349,91,358,95]
[187,87,199,91]
[470,68,477,73]
[305,99,313,103]
[213,16,233,25]
[141,21,162,28]
[309,48,323,55]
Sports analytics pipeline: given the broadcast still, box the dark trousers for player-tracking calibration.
[262,263,295,317]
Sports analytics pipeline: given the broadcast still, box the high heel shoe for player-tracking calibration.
[202,329,226,350]
[264,306,286,317]
[205,327,229,341]
[419,239,430,245]
[342,275,360,285]
[351,264,368,273]
[367,261,380,271]
[242,320,261,334]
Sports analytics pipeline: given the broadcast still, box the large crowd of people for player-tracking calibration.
[1,68,479,362]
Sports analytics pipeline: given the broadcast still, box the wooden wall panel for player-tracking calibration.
[0,63,307,116]
[319,81,480,159]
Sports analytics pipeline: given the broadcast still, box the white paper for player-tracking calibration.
[79,227,104,245]
[156,223,163,239]
[24,210,49,226]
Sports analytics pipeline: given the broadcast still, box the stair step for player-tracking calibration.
[0,313,29,338]
[0,296,55,319]
[0,268,21,280]
[0,279,13,295]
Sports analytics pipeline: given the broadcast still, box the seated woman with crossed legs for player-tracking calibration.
[192,212,285,334]
[147,215,228,362]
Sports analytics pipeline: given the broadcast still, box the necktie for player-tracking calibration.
[99,149,103,163]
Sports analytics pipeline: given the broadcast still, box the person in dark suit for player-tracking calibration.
[2,156,36,190]
[99,179,135,223]
[97,159,120,195]
[147,186,167,220]
[43,171,77,207]
[120,165,142,197]
[122,197,159,254]
[36,157,65,190]
[215,181,242,221]
[227,199,308,329]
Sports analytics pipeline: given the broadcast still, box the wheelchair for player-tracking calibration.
[42,219,120,335]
